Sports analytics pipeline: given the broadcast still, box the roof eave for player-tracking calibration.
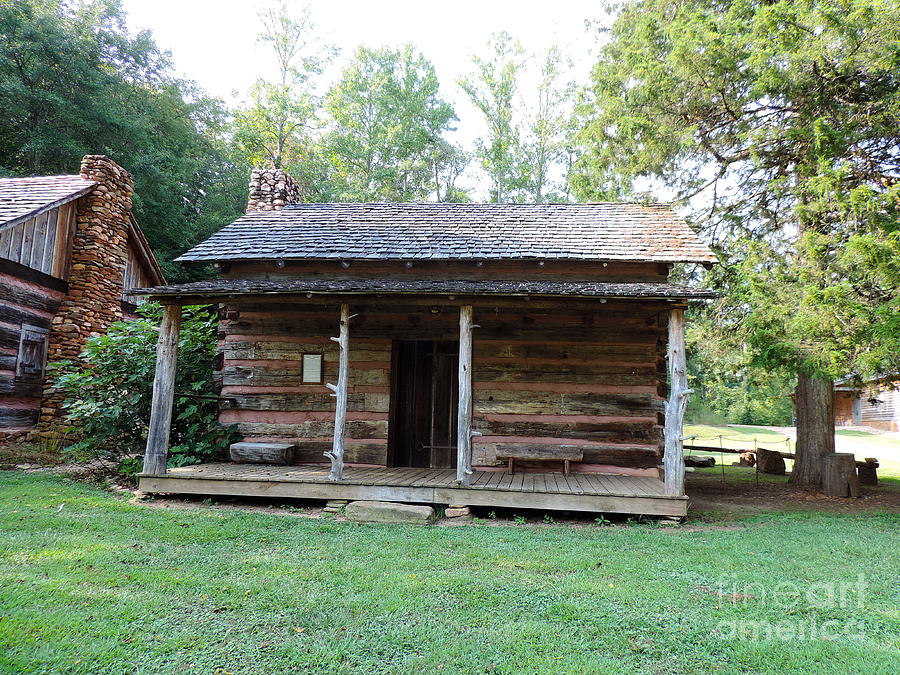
[174,253,719,265]
[133,287,719,301]
[0,182,96,233]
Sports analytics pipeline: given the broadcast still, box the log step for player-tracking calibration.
[229,442,297,465]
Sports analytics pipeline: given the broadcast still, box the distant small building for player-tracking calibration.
[834,376,900,432]
[0,155,164,436]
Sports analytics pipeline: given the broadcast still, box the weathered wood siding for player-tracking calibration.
[833,391,857,426]
[216,297,667,471]
[0,202,77,279]
[219,311,393,464]
[471,302,666,470]
[0,266,66,429]
[122,238,159,307]
[859,383,900,432]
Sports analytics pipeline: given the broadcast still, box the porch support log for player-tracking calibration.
[456,304,474,485]
[663,307,691,496]
[325,303,350,481]
[141,304,182,476]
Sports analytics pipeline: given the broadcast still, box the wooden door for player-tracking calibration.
[388,340,458,468]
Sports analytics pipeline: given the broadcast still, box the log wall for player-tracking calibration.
[0,264,66,430]
[859,383,900,432]
[217,297,669,471]
[833,391,857,426]
[222,259,671,283]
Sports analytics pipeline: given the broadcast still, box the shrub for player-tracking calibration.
[53,303,239,475]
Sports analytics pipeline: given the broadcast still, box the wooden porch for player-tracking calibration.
[138,463,688,517]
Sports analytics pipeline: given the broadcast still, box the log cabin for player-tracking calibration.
[0,156,164,436]
[136,168,717,517]
[833,376,900,431]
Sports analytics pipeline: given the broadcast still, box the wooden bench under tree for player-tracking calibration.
[497,446,584,476]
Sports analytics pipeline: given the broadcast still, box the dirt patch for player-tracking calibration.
[130,493,329,520]
[687,470,900,518]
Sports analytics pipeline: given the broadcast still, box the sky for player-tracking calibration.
[121,0,606,103]
[120,0,612,197]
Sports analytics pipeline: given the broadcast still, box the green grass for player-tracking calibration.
[685,424,900,478]
[1,473,898,674]
[684,424,794,450]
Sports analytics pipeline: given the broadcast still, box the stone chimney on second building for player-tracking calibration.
[246,167,302,212]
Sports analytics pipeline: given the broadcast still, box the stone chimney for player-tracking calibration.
[246,167,302,212]
[38,155,134,428]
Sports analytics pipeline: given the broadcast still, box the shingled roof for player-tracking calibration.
[0,175,96,231]
[135,277,718,300]
[176,202,717,264]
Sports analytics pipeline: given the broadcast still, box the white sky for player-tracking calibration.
[120,0,613,197]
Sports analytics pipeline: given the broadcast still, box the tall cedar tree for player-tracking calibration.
[574,0,900,485]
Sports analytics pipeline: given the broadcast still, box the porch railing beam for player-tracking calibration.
[663,307,692,496]
[141,304,182,476]
[457,304,474,485]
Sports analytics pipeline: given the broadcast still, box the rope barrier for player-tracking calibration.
[681,429,797,488]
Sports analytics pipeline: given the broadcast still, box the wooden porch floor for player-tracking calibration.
[139,464,687,517]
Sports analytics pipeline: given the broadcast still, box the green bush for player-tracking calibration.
[54,303,239,475]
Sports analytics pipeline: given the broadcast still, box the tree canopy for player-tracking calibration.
[574,0,900,482]
[460,34,576,203]
[322,44,462,201]
[574,0,899,377]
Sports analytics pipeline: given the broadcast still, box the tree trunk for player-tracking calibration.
[790,371,835,486]
[325,304,350,481]
[456,305,474,485]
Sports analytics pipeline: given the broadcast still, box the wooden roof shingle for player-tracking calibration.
[176,202,717,264]
[0,175,96,230]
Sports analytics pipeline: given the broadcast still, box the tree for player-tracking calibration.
[458,33,525,203]
[0,0,244,277]
[231,0,334,173]
[54,304,239,475]
[460,35,576,203]
[574,0,900,486]
[429,141,472,202]
[323,44,462,201]
[521,46,576,202]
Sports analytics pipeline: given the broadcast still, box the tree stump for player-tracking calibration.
[757,448,786,475]
[822,453,860,497]
[857,458,879,486]
[684,455,715,468]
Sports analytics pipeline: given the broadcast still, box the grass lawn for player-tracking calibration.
[684,424,794,451]
[1,472,898,674]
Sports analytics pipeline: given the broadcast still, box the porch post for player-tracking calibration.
[141,304,182,476]
[325,303,350,481]
[457,305,474,485]
[663,307,691,496]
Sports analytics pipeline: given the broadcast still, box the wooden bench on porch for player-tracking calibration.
[498,446,584,476]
